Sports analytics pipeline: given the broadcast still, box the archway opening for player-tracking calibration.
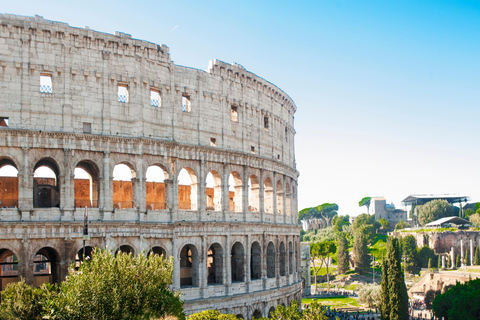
[148,246,166,257]
[279,242,286,276]
[206,171,221,211]
[113,163,134,209]
[74,161,99,208]
[178,168,197,210]
[267,242,275,278]
[252,310,262,319]
[229,172,242,212]
[146,165,167,210]
[276,180,283,215]
[115,245,134,255]
[289,242,293,275]
[33,247,58,287]
[268,307,275,318]
[0,160,19,208]
[248,175,259,212]
[231,242,245,282]
[75,246,94,269]
[264,177,273,213]
[250,241,262,280]
[180,244,199,287]
[0,249,19,289]
[33,159,60,208]
[207,243,223,285]
[236,315,244,319]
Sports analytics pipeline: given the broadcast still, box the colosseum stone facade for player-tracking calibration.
[0,14,301,318]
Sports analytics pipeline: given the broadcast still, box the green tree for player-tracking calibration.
[359,197,372,214]
[188,310,238,320]
[437,254,442,269]
[352,213,378,243]
[380,255,390,320]
[301,300,329,320]
[395,220,409,230]
[50,249,185,320]
[455,254,461,268]
[417,246,436,269]
[298,203,339,227]
[475,246,480,265]
[464,208,475,218]
[378,218,390,230]
[400,235,419,274]
[336,232,349,274]
[310,242,338,293]
[469,212,480,227]
[424,290,440,310]
[384,238,409,320]
[465,247,470,265]
[259,301,302,320]
[0,279,57,320]
[447,254,451,269]
[357,283,381,308]
[333,215,350,234]
[433,278,480,320]
[353,233,370,275]
[416,200,454,226]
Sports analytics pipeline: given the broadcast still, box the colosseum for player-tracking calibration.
[0,14,301,318]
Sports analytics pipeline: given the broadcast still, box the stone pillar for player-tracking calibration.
[471,239,474,266]
[225,235,231,295]
[246,234,251,292]
[222,163,229,220]
[164,178,173,220]
[461,240,464,266]
[286,235,290,285]
[198,160,205,219]
[263,303,268,319]
[200,235,207,298]
[441,255,445,269]
[61,148,71,209]
[272,172,277,223]
[172,234,180,291]
[262,232,267,289]
[97,175,104,209]
[136,156,145,212]
[275,235,280,287]
[282,176,287,224]
[242,165,248,222]
[451,247,455,269]
[259,169,265,222]
[102,152,112,212]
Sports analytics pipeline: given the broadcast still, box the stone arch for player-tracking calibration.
[288,241,293,274]
[276,180,283,215]
[74,246,95,269]
[264,177,273,213]
[148,246,167,257]
[285,182,291,216]
[33,158,60,208]
[267,241,276,278]
[206,170,222,211]
[268,306,275,318]
[207,242,223,285]
[0,158,19,208]
[180,244,199,287]
[177,167,198,210]
[229,171,242,212]
[33,247,60,286]
[248,175,259,212]
[252,309,262,319]
[115,245,135,255]
[113,162,136,209]
[279,241,286,276]
[74,160,100,208]
[250,241,262,280]
[146,164,168,210]
[231,242,245,282]
[236,314,244,319]
[0,248,19,289]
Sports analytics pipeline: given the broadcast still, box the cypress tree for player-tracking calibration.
[447,254,451,269]
[475,247,479,266]
[336,232,349,274]
[437,254,442,269]
[465,248,470,266]
[456,254,461,268]
[380,254,390,320]
[386,238,409,320]
[353,233,369,274]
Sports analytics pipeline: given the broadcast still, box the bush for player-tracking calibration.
[357,283,381,308]
[188,310,239,320]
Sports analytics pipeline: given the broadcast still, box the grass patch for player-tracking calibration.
[369,234,387,261]
[343,283,360,291]
[302,296,359,308]
[401,227,457,233]
[310,266,337,276]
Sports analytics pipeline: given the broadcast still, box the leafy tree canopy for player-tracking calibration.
[395,220,410,230]
[416,200,454,226]
[298,203,338,226]
[188,310,239,320]
[470,212,480,227]
[433,278,480,320]
[378,218,390,230]
[359,197,372,213]
[352,213,379,243]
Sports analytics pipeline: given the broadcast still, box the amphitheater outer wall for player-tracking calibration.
[0,15,301,318]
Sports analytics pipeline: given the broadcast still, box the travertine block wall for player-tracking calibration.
[0,14,302,319]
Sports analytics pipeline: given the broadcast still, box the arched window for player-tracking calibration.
[231,242,245,282]
[252,310,262,319]
[113,163,135,209]
[206,171,221,211]
[75,246,94,269]
[267,242,275,278]
[264,177,273,213]
[0,249,19,289]
[180,245,199,287]
[146,165,167,210]
[288,242,293,275]
[276,180,283,215]
[74,161,99,208]
[279,242,286,276]
[148,246,166,257]
[250,241,262,280]
[0,160,19,208]
[207,243,223,285]
[229,172,242,212]
[33,247,59,286]
[115,245,134,255]
[33,159,60,208]
[248,175,259,212]
[268,307,275,318]
[178,168,197,210]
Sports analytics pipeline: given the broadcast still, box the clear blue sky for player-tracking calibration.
[3,0,479,216]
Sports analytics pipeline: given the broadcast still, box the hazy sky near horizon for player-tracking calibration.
[2,1,479,216]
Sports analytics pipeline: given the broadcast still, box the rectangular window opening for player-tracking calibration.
[83,122,92,134]
[0,117,9,127]
[210,138,216,147]
[264,116,269,130]
[118,84,129,103]
[231,106,238,122]
[277,154,280,160]
[182,95,191,112]
[150,89,160,107]
[40,74,52,94]
[285,127,288,141]
[251,146,255,154]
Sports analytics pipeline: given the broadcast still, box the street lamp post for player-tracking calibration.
[83,207,90,261]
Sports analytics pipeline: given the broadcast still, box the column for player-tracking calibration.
[137,156,145,212]
[222,163,229,220]
[461,240,464,266]
[262,232,267,289]
[61,148,71,209]
[102,152,112,212]
[242,165,248,222]
[451,247,455,269]
[198,160,205,219]
[172,234,180,291]
[259,169,265,222]
[272,172,277,223]
[286,235,290,285]
[275,235,280,287]
[282,176,287,224]
[246,234,251,292]
[471,239,474,266]
[19,147,31,215]
[441,255,445,269]
[225,235,231,295]
[200,235,207,298]
[164,178,173,220]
